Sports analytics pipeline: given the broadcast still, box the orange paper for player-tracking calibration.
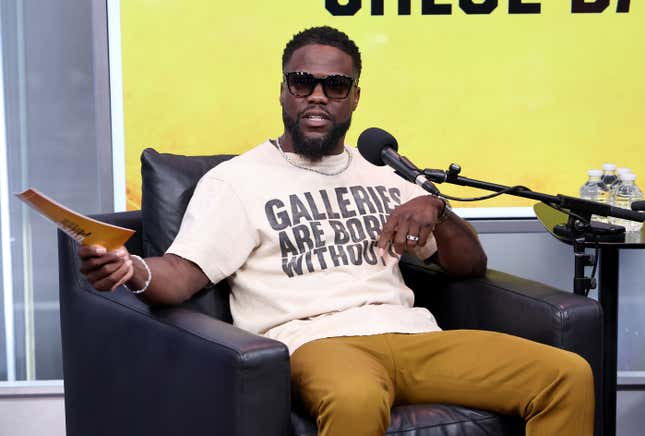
[16,188,135,251]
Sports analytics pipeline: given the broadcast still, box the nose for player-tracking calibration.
[307,82,328,104]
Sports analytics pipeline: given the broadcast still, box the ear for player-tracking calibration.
[279,82,285,106]
[351,86,361,112]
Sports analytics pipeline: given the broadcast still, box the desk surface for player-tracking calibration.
[533,202,645,248]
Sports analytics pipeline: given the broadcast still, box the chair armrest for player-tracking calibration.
[58,232,291,436]
[401,257,602,350]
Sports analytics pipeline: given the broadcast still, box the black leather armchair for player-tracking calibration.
[58,149,603,436]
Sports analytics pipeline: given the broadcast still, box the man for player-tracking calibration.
[79,26,593,436]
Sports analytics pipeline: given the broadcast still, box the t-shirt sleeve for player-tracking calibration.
[166,174,259,284]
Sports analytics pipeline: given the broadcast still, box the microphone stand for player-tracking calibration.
[420,163,645,296]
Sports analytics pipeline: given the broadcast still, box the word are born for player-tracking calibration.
[325,0,631,15]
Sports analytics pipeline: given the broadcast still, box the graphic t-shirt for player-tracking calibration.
[167,140,442,353]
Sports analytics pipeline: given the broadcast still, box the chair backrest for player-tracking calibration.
[140,148,236,321]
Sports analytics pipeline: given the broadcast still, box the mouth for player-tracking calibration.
[300,110,332,129]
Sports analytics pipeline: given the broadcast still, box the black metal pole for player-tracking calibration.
[599,247,619,436]
[573,237,593,295]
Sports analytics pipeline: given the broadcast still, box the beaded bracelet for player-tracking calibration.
[124,254,151,294]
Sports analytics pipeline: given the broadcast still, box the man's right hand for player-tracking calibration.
[78,245,134,292]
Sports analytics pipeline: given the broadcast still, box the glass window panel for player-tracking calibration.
[1,0,112,381]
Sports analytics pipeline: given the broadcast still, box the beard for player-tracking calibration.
[282,108,352,162]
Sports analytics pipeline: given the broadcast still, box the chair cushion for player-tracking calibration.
[291,404,525,436]
[140,148,234,258]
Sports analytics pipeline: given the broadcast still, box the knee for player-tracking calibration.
[539,350,594,405]
[560,352,594,395]
[529,350,594,415]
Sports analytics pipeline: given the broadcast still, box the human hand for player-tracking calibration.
[78,245,133,291]
[377,195,445,255]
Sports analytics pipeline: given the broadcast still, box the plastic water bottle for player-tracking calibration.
[608,169,633,221]
[580,169,610,223]
[601,163,619,193]
[612,168,632,195]
[612,173,643,232]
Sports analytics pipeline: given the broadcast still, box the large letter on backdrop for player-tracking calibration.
[422,0,452,15]
[460,0,497,14]
[326,0,361,16]
[617,0,631,12]
[398,0,412,14]
[509,0,541,14]
[571,0,610,13]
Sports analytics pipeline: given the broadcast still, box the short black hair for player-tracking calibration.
[282,26,362,79]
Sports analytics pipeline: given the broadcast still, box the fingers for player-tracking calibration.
[391,219,411,255]
[93,257,133,292]
[83,255,126,282]
[80,246,128,271]
[377,218,397,253]
[78,245,131,292]
[418,225,434,248]
[78,244,107,260]
[403,222,421,251]
[380,209,421,255]
[111,266,134,291]
[378,196,441,256]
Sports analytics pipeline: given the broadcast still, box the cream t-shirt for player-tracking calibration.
[167,140,442,353]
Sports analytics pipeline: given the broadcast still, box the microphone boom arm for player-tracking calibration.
[422,163,644,296]
[422,164,645,224]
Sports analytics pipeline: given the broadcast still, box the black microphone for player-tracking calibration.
[608,205,645,222]
[357,127,439,195]
[632,200,645,212]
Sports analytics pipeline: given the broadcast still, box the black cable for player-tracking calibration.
[587,243,600,297]
[437,185,533,202]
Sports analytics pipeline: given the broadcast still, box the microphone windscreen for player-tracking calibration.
[357,127,398,166]
[631,200,645,212]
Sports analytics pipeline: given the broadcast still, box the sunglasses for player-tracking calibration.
[284,72,356,100]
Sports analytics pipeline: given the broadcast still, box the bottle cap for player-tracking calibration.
[617,167,632,175]
[622,173,636,181]
[602,163,616,171]
[618,171,633,180]
[588,169,602,176]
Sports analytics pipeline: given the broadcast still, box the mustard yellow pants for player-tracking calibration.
[290,330,594,436]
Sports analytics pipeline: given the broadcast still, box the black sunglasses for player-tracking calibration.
[284,72,356,99]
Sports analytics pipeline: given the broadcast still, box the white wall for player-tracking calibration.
[0,383,64,436]
[618,391,645,436]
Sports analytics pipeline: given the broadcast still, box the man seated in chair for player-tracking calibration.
[79,26,593,436]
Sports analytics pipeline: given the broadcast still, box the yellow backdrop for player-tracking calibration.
[120,1,644,211]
